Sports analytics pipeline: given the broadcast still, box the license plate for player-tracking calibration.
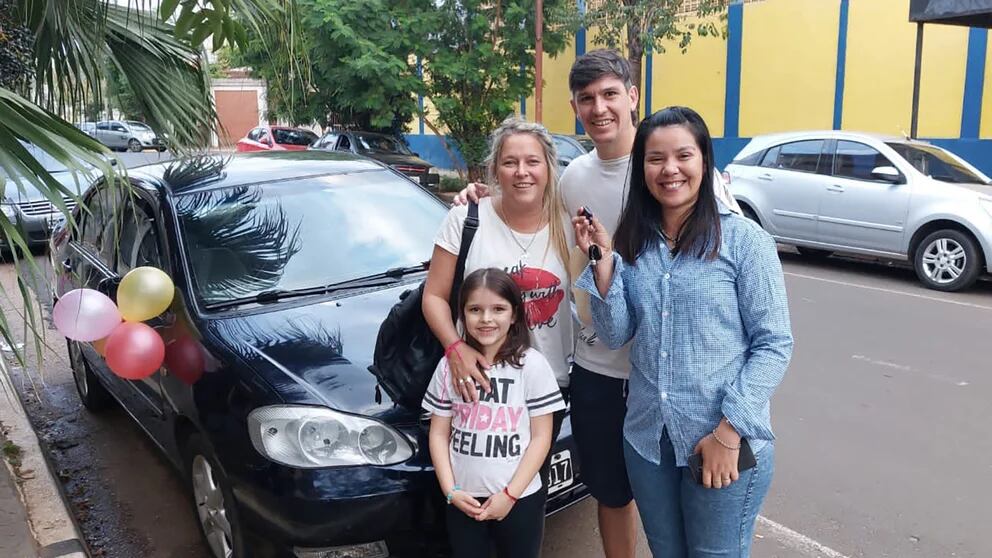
[547,450,574,495]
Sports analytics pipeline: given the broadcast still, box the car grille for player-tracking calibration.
[16,196,77,217]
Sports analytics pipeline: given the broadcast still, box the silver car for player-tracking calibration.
[725,131,992,292]
[79,120,166,152]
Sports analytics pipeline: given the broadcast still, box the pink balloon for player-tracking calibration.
[52,289,122,342]
[104,322,165,380]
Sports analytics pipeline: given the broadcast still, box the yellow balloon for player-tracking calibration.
[117,267,175,322]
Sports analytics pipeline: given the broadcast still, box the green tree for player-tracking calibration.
[419,0,574,179]
[583,0,728,119]
[232,0,426,132]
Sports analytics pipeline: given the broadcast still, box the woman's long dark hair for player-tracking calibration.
[458,268,530,368]
[614,106,722,261]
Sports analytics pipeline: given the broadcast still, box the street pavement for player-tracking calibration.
[3,249,989,558]
[0,431,37,558]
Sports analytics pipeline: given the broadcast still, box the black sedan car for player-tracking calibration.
[309,131,440,188]
[51,152,586,558]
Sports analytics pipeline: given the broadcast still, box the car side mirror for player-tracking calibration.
[871,166,902,183]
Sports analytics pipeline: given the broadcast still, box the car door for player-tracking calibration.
[109,121,131,148]
[816,140,911,254]
[113,198,170,439]
[95,122,117,148]
[751,139,828,241]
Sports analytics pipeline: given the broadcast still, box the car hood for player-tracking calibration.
[206,280,423,424]
[361,151,431,168]
[3,170,90,204]
[944,181,992,196]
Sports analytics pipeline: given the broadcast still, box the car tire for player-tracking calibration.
[184,433,247,558]
[913,229,982,292]
[157,146,167,153]
[796,247,833,259]
[67,340,114,412]
[128,139,142,152]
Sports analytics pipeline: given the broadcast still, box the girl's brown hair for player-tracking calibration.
[458,268,530,368]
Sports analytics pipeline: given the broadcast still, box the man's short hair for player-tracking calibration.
[569,49,633,93]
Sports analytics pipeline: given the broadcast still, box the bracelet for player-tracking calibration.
[711,428,742,450]
[445,485,461,504]
[444,339,464,359]
[502,486,518,503]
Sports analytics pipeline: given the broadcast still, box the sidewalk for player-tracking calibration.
[0,378,88,558]
[0,427,38,558]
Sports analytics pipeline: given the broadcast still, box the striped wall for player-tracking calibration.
[406,0,992,176]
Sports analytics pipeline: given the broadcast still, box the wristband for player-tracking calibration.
[446,485,461,504]
[444,339,464,359]
[502,486,518,503]
[711,428,742,450]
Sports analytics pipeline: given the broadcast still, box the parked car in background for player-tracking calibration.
[310,130,440,188]
[51,152,587,558]
[0,142,110,251]
[725,131,992,291]
[552,134,592,168]
[236,126,318,152]
[79,120,167,152]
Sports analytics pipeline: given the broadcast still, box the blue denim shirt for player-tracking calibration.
[576,206,793,466]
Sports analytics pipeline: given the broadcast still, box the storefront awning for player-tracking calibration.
[909,0,992,29]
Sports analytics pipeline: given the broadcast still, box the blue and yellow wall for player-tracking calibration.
[405,0,992,176]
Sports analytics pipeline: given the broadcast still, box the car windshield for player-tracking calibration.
[885,143,990,184]
[127,122,152,132]
[174,170,446,305]
[355,134,413,155]
[273,128,318,146]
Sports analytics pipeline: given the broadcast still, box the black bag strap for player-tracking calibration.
[449,201,479,319]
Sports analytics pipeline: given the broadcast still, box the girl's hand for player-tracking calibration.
[448,343,491,402]
[693,423,742,489]
[474,490,515,521]
[449,490,483,518]
[572,208,612,257]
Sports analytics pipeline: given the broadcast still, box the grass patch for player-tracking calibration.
[2,440,22,467]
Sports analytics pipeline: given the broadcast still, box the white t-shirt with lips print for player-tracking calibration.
[435,198,573,387]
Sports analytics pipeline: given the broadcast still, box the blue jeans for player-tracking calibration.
[624,430,774,557]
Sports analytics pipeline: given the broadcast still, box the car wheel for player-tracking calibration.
[67,340,114,412]
[185,434,246,558]
[128,139,142,152]
[913,229,982,292]
[157,146,167,153]
[796,247,833,259]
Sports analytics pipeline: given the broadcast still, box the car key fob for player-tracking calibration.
[588,244,602,263]
[579,207,594,224]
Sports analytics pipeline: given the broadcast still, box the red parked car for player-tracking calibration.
[236,126,319,152]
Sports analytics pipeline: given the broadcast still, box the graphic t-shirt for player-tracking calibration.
[435,197,573,386]
[422,348,566,498]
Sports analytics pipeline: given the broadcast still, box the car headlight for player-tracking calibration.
[247,405,414,468]
[981,197,992,218]
[1,204,17,220]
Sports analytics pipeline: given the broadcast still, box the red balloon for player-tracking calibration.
[164,336,205,385]
[104,322,165,380]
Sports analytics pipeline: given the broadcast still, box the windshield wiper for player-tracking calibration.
[202,262,429,311]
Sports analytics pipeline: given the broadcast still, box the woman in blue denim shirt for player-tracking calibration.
[573,106,793,557]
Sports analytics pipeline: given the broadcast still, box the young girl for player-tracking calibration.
[575,106,793,557]
[422,268,565,558]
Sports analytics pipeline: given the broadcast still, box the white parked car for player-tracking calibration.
[725,131,992,291]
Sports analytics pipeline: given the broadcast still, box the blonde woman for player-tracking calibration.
[423,116,573,416]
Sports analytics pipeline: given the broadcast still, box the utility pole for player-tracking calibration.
[535,0,543,123]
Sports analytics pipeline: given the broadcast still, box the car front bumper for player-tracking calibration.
[229,419,588,556]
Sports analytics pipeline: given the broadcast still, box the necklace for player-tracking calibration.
[496,200,542,261]
[660,228,680,246]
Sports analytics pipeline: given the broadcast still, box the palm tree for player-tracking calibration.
[0,0,285,374]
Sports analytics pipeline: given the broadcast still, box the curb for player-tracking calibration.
[0,383,88,558]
